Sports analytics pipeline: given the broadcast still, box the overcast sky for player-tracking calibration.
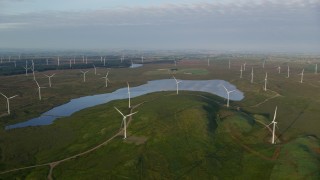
[0,0,319,53]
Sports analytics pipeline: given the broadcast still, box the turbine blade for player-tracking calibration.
[9,95,18,99]
[114,107,125,117]
[126,111,138,117]
[0,92,7,99]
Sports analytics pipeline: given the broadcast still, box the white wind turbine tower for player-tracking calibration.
[69,59,72,68]
[100,56,103,62]
[103,57,106,66]
[243,62,246,71]
[287,65,290,78]
[220,84,236,108]
[44,74,55,87]
[46,58,49,65]
[13,61,16,68]
[101,71,110,87]
[315,64,317,74]
[251,67,254,83]
[114,107,138,139]
[127,82,131,108]
[240,65,243,78]
[267,106,278,144]
[57,56,60,66]
[34,80,46,100]
[82,55,85,63]
[264,72,268,91]
[80,70,89,82]
[0,92,18,115]
[277,66,281,74]
[228,60,231,69]
[73,56,76,64]
[173,76,181,95]
[141,56,144,63]
[93,64,97,75]
[207,58,210,66]
[299,69,304,83]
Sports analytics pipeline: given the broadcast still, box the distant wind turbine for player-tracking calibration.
[220,84,235,108]
[31,60,36,80]
[46,58,49,65]
[44,74,55,87]
[228,59,231,69]
[315,64,317,74]
[240,65,243,78]
[103,57,106,66]
[173,76,182,95]
[207,58,210,66]
[101,71,110,87]
[299,69,304,83]
[267,106,279,144]
[0,92,18,114]
[264,72,268,91]
[69,59,72,68]
[243,62,246,71]
[114,107,138,139]
[57,56,60,66]
[80,70,89,82]
[23,60,29,76]
[34,80,46,100]
[277,66,281,74]
[141,56,144,63]
[287,65,290,78]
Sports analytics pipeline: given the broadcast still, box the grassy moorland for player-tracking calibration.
[0,55,319,179]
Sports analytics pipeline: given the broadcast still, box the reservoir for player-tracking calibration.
[6,79,244,129]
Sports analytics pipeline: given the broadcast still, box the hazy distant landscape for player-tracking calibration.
[0,0,319,179]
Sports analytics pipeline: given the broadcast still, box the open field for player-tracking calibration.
[0,54,319,179]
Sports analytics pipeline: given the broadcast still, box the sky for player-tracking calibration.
[0,0,319,53]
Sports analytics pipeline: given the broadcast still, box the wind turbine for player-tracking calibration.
[240,65,243,78]
[101,71,110,87]
[0,92,18,114]
[69,59,72,68]
[264,72,268,91]
[82,55,85,63]
[100,56,103,62]
[121,55,124,63]
[315,64,317,74]
[243,62,246,71]
[103,57,106,66]
[46,58,49,65]
[141,56,144,63]
[44,74,55,87]
[80,70,89,82]
[34,80,46,100]
[251,67,254,83]
[207,58,210,66]
[287,65,290,78]
[173,76,181,95]
[73,56,76,64]
[13,60,16,68]
[220,84,236,108]
[228,60,231,69]
[114,107,138,139]
[31,60,36,80]
[57,56,60,66]
[299,69,304,83]
[127,82,131,108]
[277,66,281,74]
[267,106,278,144]
[93,64,97,75]
[23,60,29,76]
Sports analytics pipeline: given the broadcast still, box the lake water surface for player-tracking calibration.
[6,79,244,129]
